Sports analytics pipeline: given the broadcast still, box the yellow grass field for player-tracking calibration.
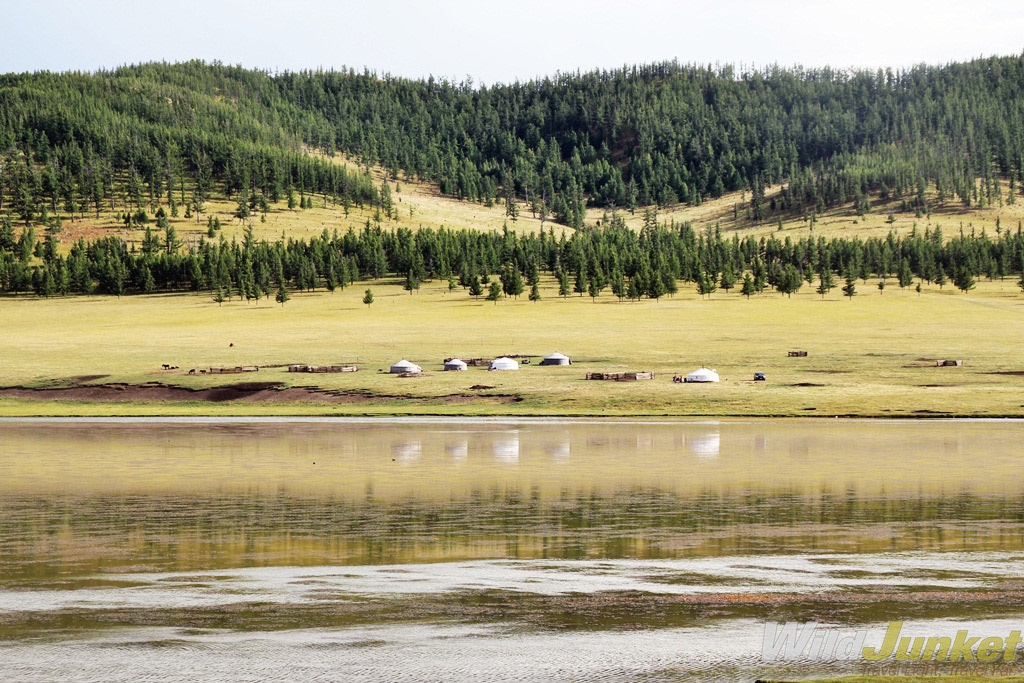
[1,274,1022,417]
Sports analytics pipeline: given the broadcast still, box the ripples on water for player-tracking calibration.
[1,419,1023,681]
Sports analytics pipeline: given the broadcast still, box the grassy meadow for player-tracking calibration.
[1,271,1022,417]
[8,163,1024,417]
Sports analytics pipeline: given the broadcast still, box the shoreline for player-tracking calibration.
[1,415,1022,423]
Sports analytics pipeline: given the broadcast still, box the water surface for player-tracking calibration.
[1,419,1023,681]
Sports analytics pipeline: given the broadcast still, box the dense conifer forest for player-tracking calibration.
[2,213,1022,300]
[1,57,1024,300]
[3,56,1024,225]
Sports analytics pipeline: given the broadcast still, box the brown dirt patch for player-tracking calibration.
[0,382,522,405]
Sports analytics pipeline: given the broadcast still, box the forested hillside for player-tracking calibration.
[1,56,1023,232]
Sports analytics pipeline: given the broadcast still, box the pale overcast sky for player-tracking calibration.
[2,0,1022,83]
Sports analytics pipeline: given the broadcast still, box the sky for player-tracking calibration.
[2,0,1022,84]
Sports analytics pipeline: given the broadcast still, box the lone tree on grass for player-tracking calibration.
[486,281,502,304]
[842,269,857,299]
[878,280,886,294]
[469,277,482,298]
[362,288,374,307]
[213,287,225,306]
[275,282,290,306]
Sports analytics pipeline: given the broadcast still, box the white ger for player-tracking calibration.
[685,367,720,383]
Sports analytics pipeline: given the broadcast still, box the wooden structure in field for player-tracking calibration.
[585,371,654,381]
[208,366,259,374]
[935,359,964,367]
[288,362,360,374]
[788,351,808,357]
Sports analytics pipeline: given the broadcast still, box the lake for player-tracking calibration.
[1,418,1023,681]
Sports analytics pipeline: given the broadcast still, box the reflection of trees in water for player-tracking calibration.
[5,489,1024,575]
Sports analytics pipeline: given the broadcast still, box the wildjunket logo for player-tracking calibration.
[763,621,1023,662]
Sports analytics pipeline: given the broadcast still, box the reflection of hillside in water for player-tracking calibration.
[0,420,1022,576]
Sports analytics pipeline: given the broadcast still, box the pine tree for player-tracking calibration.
[719,262,736,292]
[697,271,716,298]
[486,281,502,304]
[610,269,625,300]
[953,266,976,294]
[529,281,541,302]
[741,273,756,298]
[776,265,802,298]
[142,265,155,293]
[469,277,483,298]
[816,267,834,298]
[574,268,586,296]
[213,288,225,306]
[648,271,666,300]
[626,276,640,301]
[508,267,525,298]
[362,288,374,307]
[663,272,678,297]
[404,269,419,294]
[557,268,571,298]
[842,270,857,298]
[898,259,913,289]
[275,282,290,306]
[878,280,886,294]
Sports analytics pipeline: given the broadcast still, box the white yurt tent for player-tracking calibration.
[444,358,468,371]
[539,352,571,366]
[489,356,520,371]
[685,367,720,383]
[390,359,422,374]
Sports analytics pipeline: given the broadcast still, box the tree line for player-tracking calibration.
[2,212,1022,300]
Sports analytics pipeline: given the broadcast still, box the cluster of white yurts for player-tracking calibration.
[388,354,721,382]
[390,353,573,374]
